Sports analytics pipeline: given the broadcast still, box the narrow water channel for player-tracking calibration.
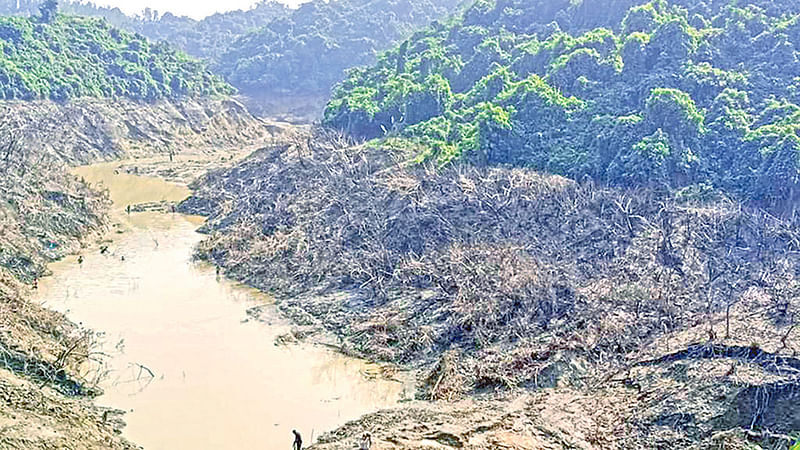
[35,162,407,449]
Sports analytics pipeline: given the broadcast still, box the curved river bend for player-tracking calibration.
[35,162,407,449]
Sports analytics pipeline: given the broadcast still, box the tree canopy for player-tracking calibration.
[324,0,800,210]
[216,0,464,95]
[0,0,289,61]
[0,12,232,101]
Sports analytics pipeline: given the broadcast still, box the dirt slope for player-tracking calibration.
[0,97,271,164]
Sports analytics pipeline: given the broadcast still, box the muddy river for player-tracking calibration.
[35,162,408,449]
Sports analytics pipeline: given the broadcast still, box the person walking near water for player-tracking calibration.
[292,430,302,450]
[360,432,372,450]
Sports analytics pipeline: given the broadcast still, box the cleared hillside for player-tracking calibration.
[183,130,800,447]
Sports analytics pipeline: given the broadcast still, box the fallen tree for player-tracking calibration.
[184,128,800,446]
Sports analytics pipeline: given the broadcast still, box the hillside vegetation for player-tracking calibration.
[217,0,464,95]
[65,1,288,62]
[0,1,289,61]
[0,6,231,101]
[325,0,800,210]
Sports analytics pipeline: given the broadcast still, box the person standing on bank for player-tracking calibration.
[292,430,302,450]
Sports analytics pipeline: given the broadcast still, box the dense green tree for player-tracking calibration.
[324,0,800,211]
[0,13,231,101]
[0,1,289,61]
[217,0,463,95]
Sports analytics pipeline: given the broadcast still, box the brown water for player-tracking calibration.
[36,162,408,449]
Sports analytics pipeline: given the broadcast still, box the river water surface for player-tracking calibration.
[35,162,407,449]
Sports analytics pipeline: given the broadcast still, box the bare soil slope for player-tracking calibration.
[0,97,271,164]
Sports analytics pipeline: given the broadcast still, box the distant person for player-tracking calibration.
[32,278,38,290]
[292,430,302,450]
[126,205,131,215]
[120,255,125,262]
[360,432,372,450]
[77,255,84,265]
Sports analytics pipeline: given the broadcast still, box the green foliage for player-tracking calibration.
[645,88,705,134]
[324,0,800,210]
[0,1,289,62]
[217,0,463,95]
[0,14,231,101]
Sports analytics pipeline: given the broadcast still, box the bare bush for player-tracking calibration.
[187,128,800,393]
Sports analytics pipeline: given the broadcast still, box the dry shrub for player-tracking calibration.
[423,350,468,401]
[187,127,800,395]
[0,125,108,394]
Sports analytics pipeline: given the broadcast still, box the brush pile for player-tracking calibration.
[185,128,800,443]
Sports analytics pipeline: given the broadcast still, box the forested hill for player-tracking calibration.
[0,1,289,61]
[0,6,231,100]
[325,0,800,210]
[216,0,464,95]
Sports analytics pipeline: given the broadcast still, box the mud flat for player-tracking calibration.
[34,162,409,449]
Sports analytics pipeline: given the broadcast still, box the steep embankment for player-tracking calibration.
[0,133,133,447]
[184,130,800,448]
[0,94,272,447]
[0,98,272,448]
[0,97,271,164]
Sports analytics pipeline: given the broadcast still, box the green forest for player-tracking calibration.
[325,0,800,210]
[0,0,464,97]
[216,0,464,94]
[0,1,289,61]
[0,3,231,100]
[65,1,289,61]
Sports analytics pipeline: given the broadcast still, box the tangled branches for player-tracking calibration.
[188,128,800,395]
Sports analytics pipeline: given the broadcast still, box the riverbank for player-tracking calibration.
[183,128,800,449]
[0,134,133,448]
[0,97,279,448]
[30,157,410,449]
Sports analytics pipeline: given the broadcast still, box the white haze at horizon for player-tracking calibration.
[87,0,308,20]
